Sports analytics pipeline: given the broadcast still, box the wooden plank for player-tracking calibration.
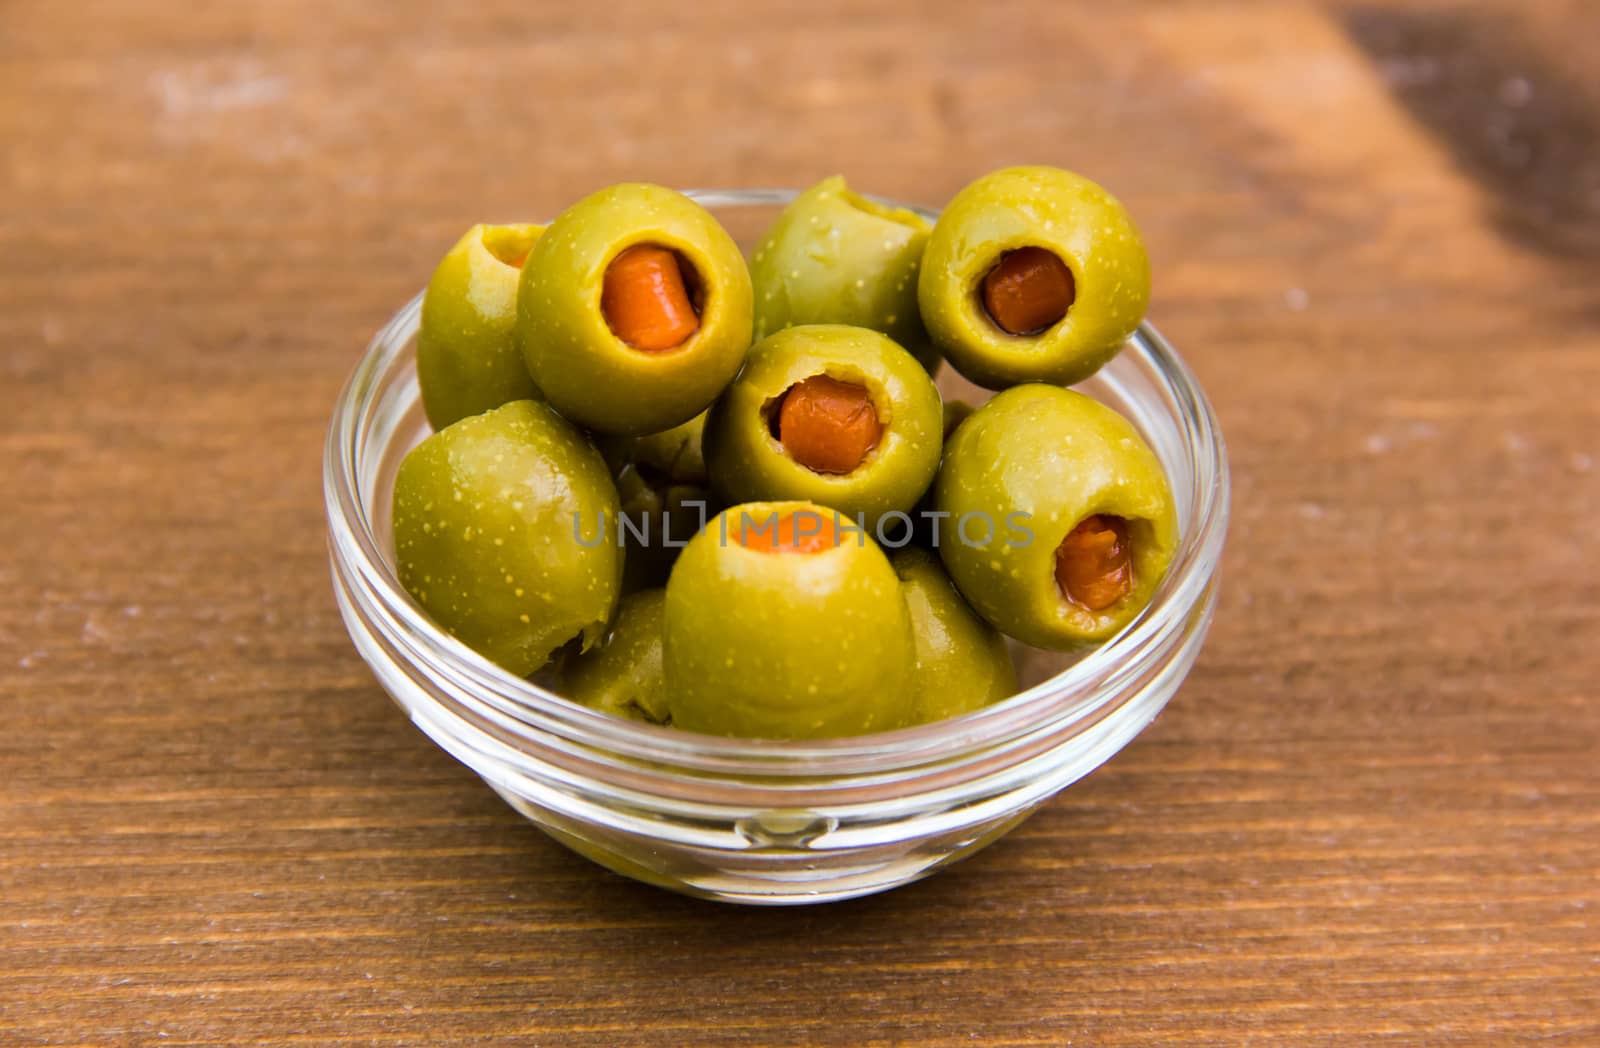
[1,0,1596,1044]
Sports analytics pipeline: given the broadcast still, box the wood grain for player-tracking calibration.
[2,1,1596,1044]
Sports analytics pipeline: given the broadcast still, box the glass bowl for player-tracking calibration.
[324,189,1229,905]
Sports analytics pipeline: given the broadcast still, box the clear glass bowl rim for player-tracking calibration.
[323,187,1230,780]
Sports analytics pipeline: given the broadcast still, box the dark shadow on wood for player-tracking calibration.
[1343,5,1600,262]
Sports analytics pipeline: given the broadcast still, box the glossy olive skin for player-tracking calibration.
[703,325,942,535]
[918,166,1150,389]
[598,410,710,489]
[750,175,939,373]
[663,501,916,739]
[894,548,1017,723]
[517,183,753,435]
[417,223,545,430]
[556,589,669,724]
[613,474,715,594]
[600,412,717,592]
[392,400,622,675]
[934,385,1177,650]
[870,400,978,552]
[942,399,975,439]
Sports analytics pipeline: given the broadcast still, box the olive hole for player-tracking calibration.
[839,187,928,234]
[481,227,537,269]
[675,252,706,316]
[763,390,788,442]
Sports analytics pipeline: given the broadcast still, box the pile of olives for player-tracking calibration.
[393,166,1177,740]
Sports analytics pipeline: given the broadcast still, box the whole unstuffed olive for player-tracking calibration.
[392,400,622,675]
[750,175,939,373]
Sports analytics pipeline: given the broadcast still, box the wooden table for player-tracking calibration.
[4,1,1596,1043]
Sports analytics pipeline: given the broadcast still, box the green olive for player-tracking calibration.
[392,400,622,675]
[612,474,715,595]
[893,548,1017,723]
[703,325,942,536]
[556,589,669,724]
[417,223,544,430]
[918,166,1150,389]
[598,410,711,488]
[517,183,753,435]
[934,385,1177,649]
[750,175,939,372]
[600,412,717,592]
[663,501,916,739]
[942,399,975,439]
[870,400,977,553]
